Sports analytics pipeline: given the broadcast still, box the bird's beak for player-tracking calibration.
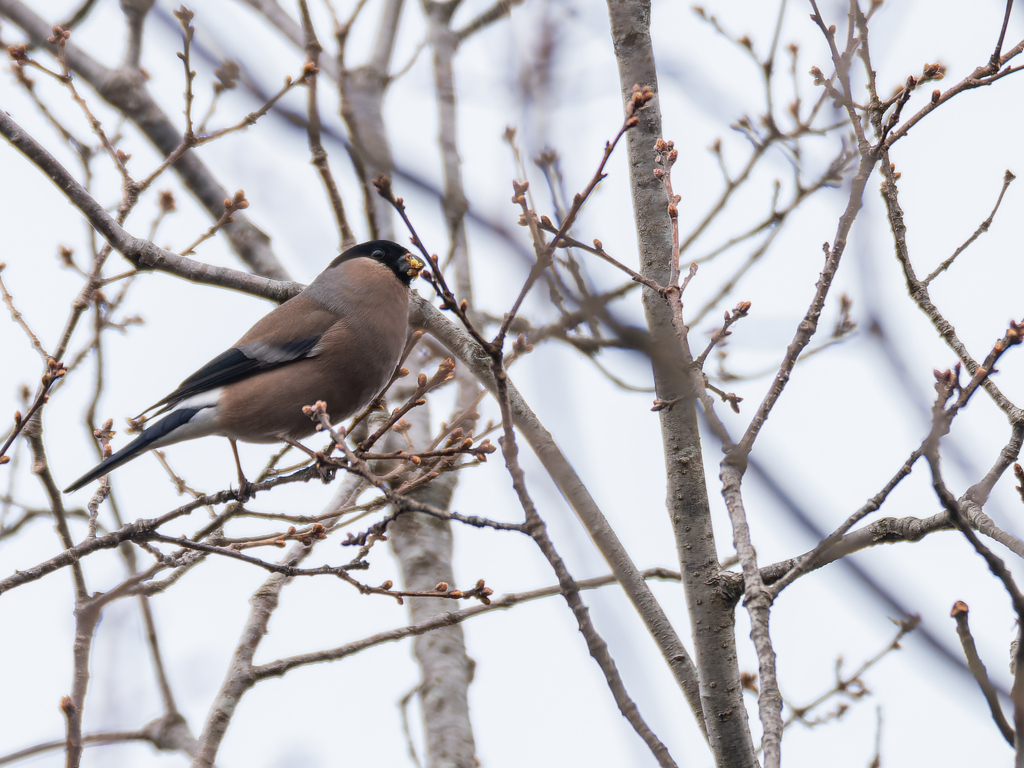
[403,253,425,279]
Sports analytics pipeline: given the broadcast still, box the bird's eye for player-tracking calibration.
[372,249,384,260]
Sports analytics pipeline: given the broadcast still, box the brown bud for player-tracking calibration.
[740,671,759,693]
[48,25,71,43]
[435,582,449,592]
[931,89,940,104]
[950,600,969,617]
[214,60,240,91]
[380,580,393,590]
[158,190,177,212]
[372,174,394,199]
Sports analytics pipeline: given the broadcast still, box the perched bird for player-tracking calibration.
[64,240,424,494]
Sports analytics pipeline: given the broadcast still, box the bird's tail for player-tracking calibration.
[63,407,206,493]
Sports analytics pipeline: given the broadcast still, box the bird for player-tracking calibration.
[64,240,424,494]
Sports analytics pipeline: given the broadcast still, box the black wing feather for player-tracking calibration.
[142,335,322,416]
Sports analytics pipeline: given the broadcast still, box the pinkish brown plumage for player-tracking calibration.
[64,240,423,493]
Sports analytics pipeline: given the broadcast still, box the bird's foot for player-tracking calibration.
[228,438,255,501]
[311,451,337,484]
[235,475,255,502]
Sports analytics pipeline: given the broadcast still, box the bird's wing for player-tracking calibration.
[141,296,341,417]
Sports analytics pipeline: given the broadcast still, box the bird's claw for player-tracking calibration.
[235,477,254,502]
[312,451,337,484]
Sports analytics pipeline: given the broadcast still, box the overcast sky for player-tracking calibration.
[2,0,1024,765]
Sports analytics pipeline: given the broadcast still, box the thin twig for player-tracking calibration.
[951,601,1015,745]
[298,0,356,250]
[253,567,682,680]
[923,170,1016,285]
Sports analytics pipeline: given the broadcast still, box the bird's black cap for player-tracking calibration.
[330,240,424,286]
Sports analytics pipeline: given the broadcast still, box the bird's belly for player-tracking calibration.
[215,349,398,442]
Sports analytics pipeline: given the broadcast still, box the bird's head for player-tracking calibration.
[331,240,424,286]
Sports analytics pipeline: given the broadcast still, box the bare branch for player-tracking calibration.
[923,169,1016,285]
[0,108,300,301]
[255,567,681,680]
[298,0,356,250]
[951,601,1015,745]
[409,294,706,724]
[0,0,290,279]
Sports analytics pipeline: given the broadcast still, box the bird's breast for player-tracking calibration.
[216,282,409,443]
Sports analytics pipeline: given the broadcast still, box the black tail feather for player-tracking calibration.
[63,407,204,493]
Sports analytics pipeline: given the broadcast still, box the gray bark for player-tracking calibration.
[606,1,757,764]
[384,364,478,768]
